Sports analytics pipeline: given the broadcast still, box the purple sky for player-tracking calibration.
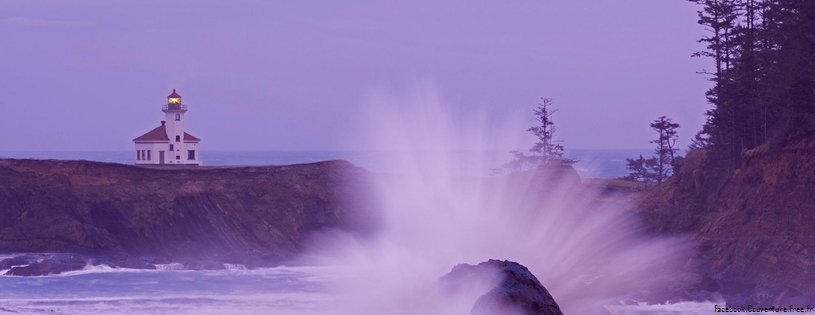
[0,1,711,151]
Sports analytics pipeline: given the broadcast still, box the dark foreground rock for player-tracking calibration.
[441,260,564,315]
[2,254,86,276]
[0,159,378,272]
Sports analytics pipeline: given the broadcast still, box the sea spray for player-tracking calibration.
[304,85,692,314]
[156,262,186,271]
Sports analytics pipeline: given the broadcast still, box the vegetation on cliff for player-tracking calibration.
[632,0,815,305]
[622,116,681,183]
[689,0,815,173]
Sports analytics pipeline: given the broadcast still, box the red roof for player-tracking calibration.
[184,132,200,142]
[133,124,200,142]
[133,125,169,142]
[168,89,181,98]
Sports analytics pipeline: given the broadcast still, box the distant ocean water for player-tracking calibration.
[0,263,717,315]
[0,149,652,179]
[0,264,336,315]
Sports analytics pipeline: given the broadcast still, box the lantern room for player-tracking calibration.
[168,89,182,105]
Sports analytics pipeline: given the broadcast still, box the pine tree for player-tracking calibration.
[622,116,680,183]
[649,116,681,183]
[495,97,576,174]
[526,98,576,166]
[621,155,655,183]
[688,0,815,173]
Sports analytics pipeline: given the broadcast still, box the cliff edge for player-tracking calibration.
[0,159,377,268]
[638,139,815,304]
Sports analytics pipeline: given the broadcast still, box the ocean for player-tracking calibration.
[0,149,652,179]
[2,149,716,315]
[0,262,717,315]
[0,263,334,315]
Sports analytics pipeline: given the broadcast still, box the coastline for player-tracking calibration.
[0,158,378,274]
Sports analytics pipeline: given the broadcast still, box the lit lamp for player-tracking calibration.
[168,89,182,105]
[167,89,182,109]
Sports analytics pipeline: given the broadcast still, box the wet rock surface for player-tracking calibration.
[0,159,378,273]
[441,259,564,315]
[2,254,86,276]
[0,253,223,276]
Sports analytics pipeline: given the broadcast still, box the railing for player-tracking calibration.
[162,104,188,111]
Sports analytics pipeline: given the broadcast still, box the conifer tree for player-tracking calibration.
[688,0,815,174]
[649,116,681,183]
[621,155,655,183]
[622,116,680,183]
[495,97,576,174]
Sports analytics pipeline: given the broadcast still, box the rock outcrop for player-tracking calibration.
[0,158,377,271]
[440,260,564,315]
[696,139,815,305]
[636,139,815,306]
[1,254,87,276]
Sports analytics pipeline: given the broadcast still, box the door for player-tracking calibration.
[159,151,165,165]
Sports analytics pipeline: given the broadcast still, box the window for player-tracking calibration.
[141,150,146,161]
[176,155,181,160]
[147,150,151,160]
[188,150,195,160]
[170,144,174,151]
[176,135,180,142]
[136,150,140,161]
[175,114,180,121]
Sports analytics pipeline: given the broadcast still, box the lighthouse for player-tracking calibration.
[133,89,202,165]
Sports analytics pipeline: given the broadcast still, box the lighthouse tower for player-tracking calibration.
[163,89,187,150]
[133,89,202,165]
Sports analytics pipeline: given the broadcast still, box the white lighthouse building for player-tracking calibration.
[133,89,202,165]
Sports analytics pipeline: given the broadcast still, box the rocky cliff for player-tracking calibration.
[638,139,815,305]
[0,159,377,269]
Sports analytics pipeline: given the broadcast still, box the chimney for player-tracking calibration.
[161,121,166,125]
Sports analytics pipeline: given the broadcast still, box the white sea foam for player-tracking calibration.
[155,262,186,271]
[0,253,22,260]
[223,263,247,271]
[0,265,336,314]
[606,301,724,314]
[54,263,124,276]
[0,261,717,314]
[0,292,334,315]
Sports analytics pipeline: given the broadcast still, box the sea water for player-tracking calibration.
[0,149,651,178]
[0,265,335,315]
[1,148,716,314]
[0,265,721,314]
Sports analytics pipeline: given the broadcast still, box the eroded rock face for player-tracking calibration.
[0,159,378,270]
[696,140,815,304]
[635,140,815,305]
[441,260,564,315]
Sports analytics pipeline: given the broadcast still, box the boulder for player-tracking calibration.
[441,259,564,315]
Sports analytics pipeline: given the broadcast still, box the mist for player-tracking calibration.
[302,87,691,314]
